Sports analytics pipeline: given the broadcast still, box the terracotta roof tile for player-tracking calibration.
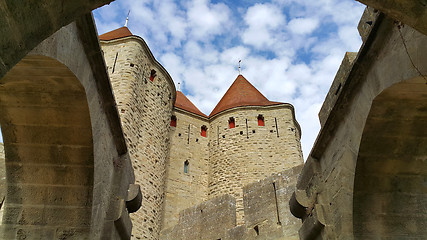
[209,75,281,117]
[175,91,208,118]
[99,27,132,41]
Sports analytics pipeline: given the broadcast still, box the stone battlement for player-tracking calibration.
[161,165,303,240]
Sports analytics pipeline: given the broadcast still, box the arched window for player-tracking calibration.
[170,115,177,127]
[184,160,189,173]
[258,114,264,126]
[228,117,235,129]
[201,125,207,137]
[150,69,156,81]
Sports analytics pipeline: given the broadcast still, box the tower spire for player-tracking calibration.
[124,10,130,27]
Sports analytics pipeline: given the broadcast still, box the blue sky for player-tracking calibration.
[0,0,366,158]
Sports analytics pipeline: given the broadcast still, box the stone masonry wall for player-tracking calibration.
[0,22,128,239]
[101,38,175,240]
[161,194,237,240]
[293,15,427,239]
[243,165,303,240]
[160,165,303,240]
[161,110,209,230]
[208,105,303,224]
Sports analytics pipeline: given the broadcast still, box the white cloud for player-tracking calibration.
[93,0,366,159]
[186,0,232,41]
[244,3,285,29]
[288,18,319,35]
[242,3,286,49]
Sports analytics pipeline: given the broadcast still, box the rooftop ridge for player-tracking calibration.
[209,75,281,117]
[174,91,208,118]
[99,26,132,41]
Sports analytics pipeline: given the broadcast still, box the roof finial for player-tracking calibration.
[238,60,242,75]
[124,10,130,27]
[177,82,181,91]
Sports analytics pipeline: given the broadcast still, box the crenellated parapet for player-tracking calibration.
[161,165,303,240]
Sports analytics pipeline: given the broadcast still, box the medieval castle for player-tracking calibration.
[99,26,304,239]
[0,1,425,239]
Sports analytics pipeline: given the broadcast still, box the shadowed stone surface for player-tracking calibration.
[292,7,427,240]
[0,0,114,79]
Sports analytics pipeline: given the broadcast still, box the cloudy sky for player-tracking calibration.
[0,0,367,158]
[96,0,366,159]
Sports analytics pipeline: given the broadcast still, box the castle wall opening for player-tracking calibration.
[0,55,94,239]
[353,78,427,238]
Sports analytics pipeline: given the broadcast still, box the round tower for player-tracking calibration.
[208,75,303,224]
[162,91,210,230]
[99,27,176,240]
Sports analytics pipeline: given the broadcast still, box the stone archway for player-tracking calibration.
[353,77,427,238]
[0,0,114,79]
[0,55,94,239]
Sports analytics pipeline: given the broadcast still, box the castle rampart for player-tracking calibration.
[161,165,302,240]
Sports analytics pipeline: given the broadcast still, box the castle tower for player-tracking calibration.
[162,91,210,230]
[208,75,303,224]
[99,27,176,240]
[161,74,304,233]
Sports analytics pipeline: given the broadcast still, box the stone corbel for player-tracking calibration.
[291,156,322,220]
[113,184,142,239]
[298,205,326,240]
[290,156,325,239]
[126,184,142,213]
[289,191,306,219]
[114,199,133,240]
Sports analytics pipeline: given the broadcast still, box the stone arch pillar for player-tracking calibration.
[0,55,94,239]
[353,77,427,238]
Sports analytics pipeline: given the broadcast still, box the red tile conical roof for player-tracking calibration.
[209,75,281,117]
[175,91,208,118]
[99,27,133,41]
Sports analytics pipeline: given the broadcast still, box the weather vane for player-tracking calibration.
[238,60,242,74]
[124,10,130,27]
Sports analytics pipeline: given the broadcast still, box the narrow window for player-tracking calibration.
[246,119,249,139]
[258,115,264,126]
[170,115,177,127]
[112,52,118,73]
[184,160,189,173]
[188,124,190,144]
[273,182,281,225]
[228,117,235,129]
[275,118,279,137]
[150,69,157,81]
[201,125,207,137]
[335,83,342,95]
[217,126,220,145]
[254,225,259,235]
